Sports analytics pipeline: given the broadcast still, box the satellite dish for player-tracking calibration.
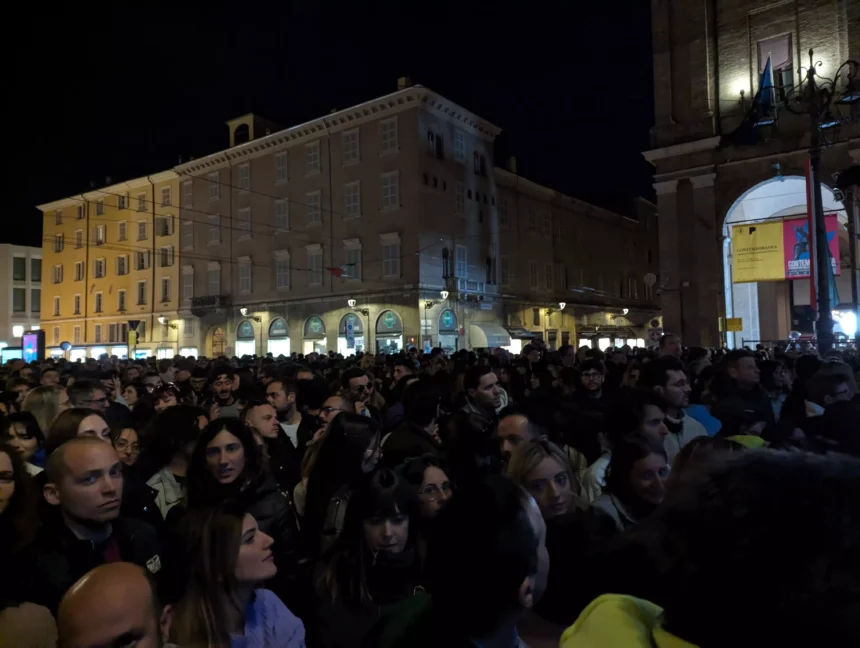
[644,273,657,287]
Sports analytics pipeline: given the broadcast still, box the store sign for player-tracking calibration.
[383,312,397,329]
[237,321,255,339]
[346,317,355,349]
[309,317,323,333]
[269,318,288,338]
[732,215,840,284]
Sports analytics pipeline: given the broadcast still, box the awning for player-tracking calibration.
[469,323,512,348]
[505,327,535,339]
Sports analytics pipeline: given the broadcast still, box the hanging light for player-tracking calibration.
[558,302,566,311]
[239,307,248,316]
[440,290,449,300]
[347,299,357,309]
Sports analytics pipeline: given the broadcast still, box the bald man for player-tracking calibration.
[20,438,163,615]
[58,562,174,648]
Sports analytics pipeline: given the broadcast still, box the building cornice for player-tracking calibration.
[176,85,503,176]
[642,136,721,163]
[38,172,179,213]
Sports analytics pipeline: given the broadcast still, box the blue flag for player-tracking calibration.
[721,56,777,146]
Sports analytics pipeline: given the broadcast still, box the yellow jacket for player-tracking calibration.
[560,594,697,648]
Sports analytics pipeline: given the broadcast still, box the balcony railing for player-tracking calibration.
[190,294,231,317]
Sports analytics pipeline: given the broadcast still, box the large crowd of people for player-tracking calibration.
[0,335,858,647]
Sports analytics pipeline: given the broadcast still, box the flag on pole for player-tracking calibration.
[721,56,776,147]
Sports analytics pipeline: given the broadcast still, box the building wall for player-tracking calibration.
[647,0,859,345]
[0,244,42,346]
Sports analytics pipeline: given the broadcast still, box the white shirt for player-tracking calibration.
[280,422,300,448]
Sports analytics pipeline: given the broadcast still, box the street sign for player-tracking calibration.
[726,317,743,332]
[128,320,141,331]
[128,331,138,345]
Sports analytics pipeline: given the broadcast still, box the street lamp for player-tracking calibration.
[782,49,859,354]
[440,290,449,300]
[347,298,368,316]
[157,316,177,329]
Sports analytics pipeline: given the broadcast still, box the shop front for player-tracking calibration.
[338,313,365,356]
[303,315,327,355]
[375,310,403,354]
[235,320,256,357]
[438,309,460,353]
[267,318,290,357]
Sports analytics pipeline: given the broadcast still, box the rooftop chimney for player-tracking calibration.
[397,76,412,90]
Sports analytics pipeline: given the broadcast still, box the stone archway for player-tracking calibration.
[722,176,848,347]
[206,326,227,358]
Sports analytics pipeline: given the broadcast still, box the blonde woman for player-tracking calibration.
[22,385,70,439]
[506,439,587,520]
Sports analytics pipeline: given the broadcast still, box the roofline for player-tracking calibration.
[37,171,179,212]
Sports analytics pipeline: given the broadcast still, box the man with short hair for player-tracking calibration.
[658,334,682,359]
[57,562,174,648]
[40,367,60,387]
[640,357,708,462]
[207,365,241,419]
[244,399,300,493]
[463,365,506,418]
[382,378,443,468]
[187,367,208,406]
[6,376,33,407]
[22,438,163,615]
[266,378,301,448]
[711,350,774,431]
[496,405,545,466]
[341,366,382,424]
[392,357,416,387]
[67,379,110,413]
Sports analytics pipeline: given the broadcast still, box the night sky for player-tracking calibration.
[10,1,653,248]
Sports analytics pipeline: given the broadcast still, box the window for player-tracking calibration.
[558,264,568,292]
[182,268,194,300]
[343,241,362,280]
[182,181,193,207]
[529,261,538,289]
[758,34,794,102]
[53,234,64,253]
[74,261,84,281]
[343,181,361,218]
[381,172,399,210]
[109,323,118,343]
[138,221,147,241]
[48,294,58,315]
[499,197,509,226]
[184,318,196,338]
[13,288,25,312]
[528,209,537,233]
[135,250,151,271]
[31,258,41,282]
[274,200,289,230]
[455,182,465,215]
[13,257,26,281]
[117,194,128,210]
[94,324,102,343]
[455,245,467,278]
[157,216,173,236]
[52,326,60,345]
[275,253,290,290]
[54,209,63,225]
[342,130,360,164]
[94,224,106,245]
[118,221,127,241]
[94,258,106,278]
[274,152,288,184]
[94,292,103,313]
[306,141,320,174]
[76,205,84,219]
[381,234,401,278]
[208,172,220,200]
[181,220,193,248]
[208,215,220,244]
[118,289,127,311]
[31,289,41,313]
[161,187,172,206]
[96,199,104,216]
[159,246,175,267]
[380,118,398,153]
[239,260,252,293]
[454,130,466,163]
[238,163,250,191]
[161,277,171,302]
[51,264,63,283]
[238,207,251,237]
[427,130,444,159]
[307,191,322,225]
[500,256,510,285]
[75,230,83,249]
[307,247,323,286]
[137,280,147,305]
[207,264,220,295]
[73,325,82,344]
[74,294,81,315]
[137,193,147,211]
[545,264,554,291]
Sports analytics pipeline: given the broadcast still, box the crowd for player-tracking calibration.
[0,335,858,647]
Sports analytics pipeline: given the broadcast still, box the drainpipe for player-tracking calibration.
[147,177,157,349]
[82,194,90,344]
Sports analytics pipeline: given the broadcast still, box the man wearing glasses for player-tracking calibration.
[68,378,133,429]
[340,367,382,426]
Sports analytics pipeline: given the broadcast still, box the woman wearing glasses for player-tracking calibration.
[399,455,453,520]
[110,424,140,467]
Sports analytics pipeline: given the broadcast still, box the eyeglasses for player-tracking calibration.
[419,483,453,501]
[114,439,140,454]
[353,384,369,392]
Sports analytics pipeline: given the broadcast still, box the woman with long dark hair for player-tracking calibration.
[1,412,45,475]
[169,500,305,647]
[312,468,421,647]
[303,413,381,557]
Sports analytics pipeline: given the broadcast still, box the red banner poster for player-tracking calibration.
[782,214,840,280]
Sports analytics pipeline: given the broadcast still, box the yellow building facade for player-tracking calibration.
[39,172,181,359]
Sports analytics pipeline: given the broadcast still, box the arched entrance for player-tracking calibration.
[438,308,459,353]
[723,176,848,348]
[338,313,365,356]
[206,326,227,358]
[303,315,327,355]
[267,318,290,356]
[235,320,256,357]
[376,310,403,354]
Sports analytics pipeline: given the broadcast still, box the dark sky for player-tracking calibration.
[9,1,653,248]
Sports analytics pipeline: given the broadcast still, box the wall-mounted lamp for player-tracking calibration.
[158,316,177,329]
[239,307,261,322]
[558,302,566,311]
[440,290,449,300]
[622,308,629,315]
[347,299,368,316]
[546,302,566,316]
